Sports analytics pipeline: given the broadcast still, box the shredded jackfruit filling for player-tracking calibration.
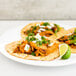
[14,35,59,56]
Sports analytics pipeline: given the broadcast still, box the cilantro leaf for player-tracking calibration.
[42,22,50,26]
[31,52,36,56]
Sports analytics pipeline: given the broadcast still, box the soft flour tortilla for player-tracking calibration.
[57,28,76,53]
[48,28,74,41]
[5,40,60,61]
[21,22,65,39]
[48,27,76,41]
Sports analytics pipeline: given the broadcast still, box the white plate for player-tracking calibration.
[0,21,76,67]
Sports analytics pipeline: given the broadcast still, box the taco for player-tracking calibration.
[5,35,59,61]
[57,28,76,53]
[21,22,65,40]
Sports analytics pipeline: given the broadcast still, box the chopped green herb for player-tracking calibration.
[42,22,50,26]
[26,37,30,42]
[69,35,76,40]
[69,35,73,40]
[47,40,50,44]
[74,35,76,37]
[45,28,49,30]
[33,26,37,30]
[31,52,36,56]
[74,37,76,40]
[36,41,42,45]
[49,29,53,31]
[54,24,60,32]
[55,30,57,34]
[70,40,76,44]
[26,36,36,42]
[46,28,53,31]
[54,30,57,36]
[41,36,45,40]
[39,41,42,45]
[27,30,30,33]
[28,33,35,36]
[42,40,47,44]
[30,37,36,41]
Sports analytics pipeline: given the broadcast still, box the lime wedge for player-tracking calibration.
[59,43,71,59]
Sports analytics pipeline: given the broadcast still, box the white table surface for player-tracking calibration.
[0,20,76,76]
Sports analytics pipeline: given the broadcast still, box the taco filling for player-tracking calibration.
[58,29,76,48]
[14,35,59,56]
[24,22,61,37]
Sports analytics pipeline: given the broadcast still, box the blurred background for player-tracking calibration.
[0,0,76,20]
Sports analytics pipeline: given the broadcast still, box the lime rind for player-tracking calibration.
[59,43,71,59]
[61,46,71,59]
